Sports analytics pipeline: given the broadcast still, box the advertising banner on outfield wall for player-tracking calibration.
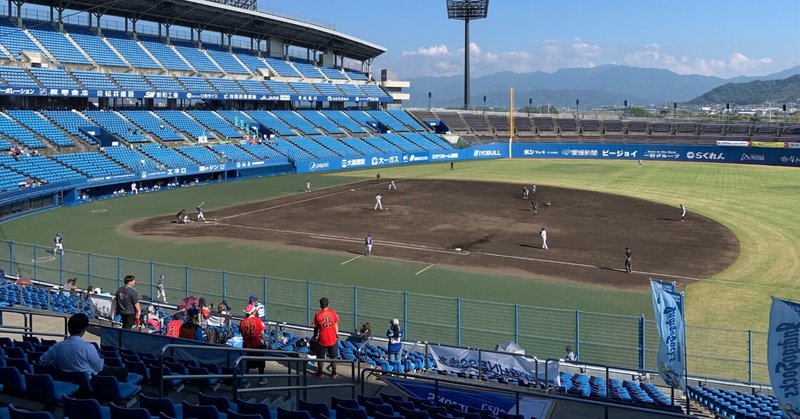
[511,143,800,167]
[767,297,800,418]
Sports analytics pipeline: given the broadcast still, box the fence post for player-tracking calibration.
[32,245,37,279]
[87,253,93,287]
[8,241,13,276]
[184,266,189,296]
[514,304,519,344]
[222,271,228,302]
[353,286,358,332]
[639,314,645,370]
[149,262,154,302]
[456,298,462,347]
[748,329,753,384]
[59,251,64,285]
[403,292,408,337]
[263,275,268,318]
[575,310,581,360]
[306,281,312,325]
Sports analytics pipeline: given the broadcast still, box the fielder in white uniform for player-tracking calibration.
[374,193,383,210]
[306,181,311,192]
[388,180,396,190]
[540,227,548,250]
[53,233,64,255]
[365,233,374,256]
[157,274,167,303]
[131,182,138,194]
[680,204,686,222]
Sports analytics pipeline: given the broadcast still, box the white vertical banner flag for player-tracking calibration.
[768,297,800,417]
[650,280,686,390]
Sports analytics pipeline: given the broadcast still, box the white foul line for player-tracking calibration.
[415,264,434,276]
[341,255,362,265]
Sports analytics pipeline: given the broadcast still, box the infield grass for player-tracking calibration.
[2,159,799,332]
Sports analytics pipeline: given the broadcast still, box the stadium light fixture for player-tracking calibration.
[446,0,489,110]
[428,91,432,110]
[528,98,532,117]
[483,95,486,114]
[575,99,580,119]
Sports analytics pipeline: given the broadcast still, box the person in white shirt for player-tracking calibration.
[39,313,103,379]
[374,193,383,211]
[540,227,548,250]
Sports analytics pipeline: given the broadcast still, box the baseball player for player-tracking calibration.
[540,227,548,250]
[157,274,167,303]
[196,204,206,222]
[531,184,537,196]
[364,233,374,256]
[531,200,538,214]
[176,209,186,224]
[522,186,529,200]
[374,193,383,211]
[131,182,138,194]
[624,247,632,273]
[306,181,311,193]
[637,159,642,168]
[388,180,396,190]
[53,233,64,256]
[680,204,686,222]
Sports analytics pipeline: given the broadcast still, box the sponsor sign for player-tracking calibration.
[686,151,725,160]
[427,344,559,386]
[384,377,553,419]
[308,161,331,172]
[370,155,401,166]
[717,140,750,146]
[643,149,680,159]
[431,152,460,160]
[341,158,367,169]
[650,280,686,390]
[740,153,765,162]
[767,297,800,418]
[787,142,800,149]
[750,141,787,148]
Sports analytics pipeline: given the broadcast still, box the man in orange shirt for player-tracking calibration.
[165,313,183,338]
[311,297,339,378]
[241,304,268,385]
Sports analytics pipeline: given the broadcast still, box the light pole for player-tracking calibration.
[575,99,580,119]
[446,0,489,110]
[482,95,486,114]
[623,100,628,119]
[673,102,677,120]
[428,92,432,110]
[528,98,532,117]
[784,104,788,126]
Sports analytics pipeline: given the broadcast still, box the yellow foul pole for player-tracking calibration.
[508,87,514,157]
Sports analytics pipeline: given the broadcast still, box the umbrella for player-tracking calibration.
[177,296,199,311]
[15,277,32,286]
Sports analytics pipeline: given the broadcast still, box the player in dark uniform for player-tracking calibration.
[624,247,632,273]
[531,200,538,214]
[176,209,186,224]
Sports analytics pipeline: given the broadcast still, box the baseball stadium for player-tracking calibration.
[0,0,797,418]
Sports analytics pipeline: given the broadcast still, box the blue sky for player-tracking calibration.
[261,0,800,79]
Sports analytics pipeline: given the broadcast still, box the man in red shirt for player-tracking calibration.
[240,304,268,385]
[165,313,183,338]
[311,297,339,378]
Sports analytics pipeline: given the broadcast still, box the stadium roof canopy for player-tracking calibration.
[21,0,386,61]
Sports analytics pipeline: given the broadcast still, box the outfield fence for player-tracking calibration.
[0,239,768,384]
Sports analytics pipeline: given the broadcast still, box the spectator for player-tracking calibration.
[145,306,161,332]
[565,345,577,362]
[39,313,126,381]
[386,319,403,363]
[357,322,372,343]
[249,295,266,321]
[240,304,268,385]
[114,275,140,329]
[198,297,211,327]
[178,308,205,341]
[217,303,228,315]
[311,297,339,378]
[165,313,183,338]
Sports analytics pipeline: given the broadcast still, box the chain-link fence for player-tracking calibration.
[0,239,768,384]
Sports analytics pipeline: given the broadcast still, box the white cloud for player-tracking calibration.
[623,45,776,77]
[402,44,450,57]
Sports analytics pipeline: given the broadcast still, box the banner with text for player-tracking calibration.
[650,280,686,390]
[767,297,800,418]
[511,143,800,167]
[428,344,559,386]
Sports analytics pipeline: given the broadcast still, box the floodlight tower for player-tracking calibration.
[446,0,489,110]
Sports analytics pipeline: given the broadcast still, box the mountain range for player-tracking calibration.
[403,64,800,108]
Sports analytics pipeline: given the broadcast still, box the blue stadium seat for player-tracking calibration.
[320,66,348,80]
[209,144,256,162]
[103,30,161,69]
[297,111,343,135]
[25,22,90,65]
[0,20,43,59]
[8,404,53,419]
[52,152,130,179]
[0,113,46,148]
[235,50,269,74]
[186,111,241,139]
[173,42,223,73]
[84,110,148,143]
[264,57,301,78]
[63,395,111,419]
[103,146,161,172]
[6,110,74,147]
[138,36,192,71]
[119,110,183,142]
[273,111,319,135]
[157,110,213,139]
[177,146,223,165]
[205,45,251,75]
[293,61,325,79]
[245,111,296,136]
[66,25,127,67]
[321,111,366,133]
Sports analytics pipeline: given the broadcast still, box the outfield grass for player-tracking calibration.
[2,159,799,332]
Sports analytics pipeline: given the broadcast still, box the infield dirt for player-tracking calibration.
[131,179,738,290]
